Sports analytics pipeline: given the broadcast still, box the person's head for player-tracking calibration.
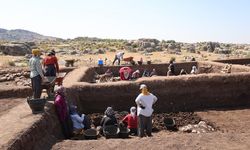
[51,50,55,56]
[69,105,77,115]
[105,107,115,117]
[32,49,41,56]
[55,86,65,95]
[140,84,149,95]
[130,106,136,114]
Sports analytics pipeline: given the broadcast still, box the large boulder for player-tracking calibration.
[0,43,31,56]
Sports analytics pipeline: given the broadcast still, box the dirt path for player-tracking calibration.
[52,109,250,150]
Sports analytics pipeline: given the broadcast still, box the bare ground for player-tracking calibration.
[0,98,24,117]
[52,109,250,150]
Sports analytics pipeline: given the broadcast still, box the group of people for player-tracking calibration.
[166,60,198,76]
[54,84,157,139]
[29,49,59,98]
[119,67,157,80]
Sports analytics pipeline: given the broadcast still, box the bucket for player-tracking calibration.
[84,129,98,140]
[164,118,177,130]
[27,97,46,114]
[103,125,120,139]
[119,127,130,138]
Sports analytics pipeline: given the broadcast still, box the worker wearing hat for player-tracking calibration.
[43,50,59,76]
[135,84,157,137]
[29,49,44,98]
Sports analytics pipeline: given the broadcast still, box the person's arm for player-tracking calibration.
[42,58,46,68]
[100,117,105,126]
[135,95,141,106]
[54,57,59,73]
[75,114,84,123]
[122,115,128,124]
[153,94,158,104]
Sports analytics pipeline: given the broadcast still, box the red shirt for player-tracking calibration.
[43,56,59,72]
[122,114,138,129]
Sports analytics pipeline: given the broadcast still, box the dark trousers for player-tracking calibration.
[31,75,42,98]
[129,128,138,135]
[44,64,56,76]
[138,114,152,137]
[83,115,91,130]
[112,56,120,65]
[61,120,70,139]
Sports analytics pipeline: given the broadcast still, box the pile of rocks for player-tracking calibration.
[0,70,30,86]
[179,121,215,133]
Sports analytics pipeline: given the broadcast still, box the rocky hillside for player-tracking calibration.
[0,28,58,41]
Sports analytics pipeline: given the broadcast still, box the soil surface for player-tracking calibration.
[0,98,24,116]
[52,109,250,150]
[90,111,215,132]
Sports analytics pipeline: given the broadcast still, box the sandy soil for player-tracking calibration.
[52,109,250,150]
[0,98,24,117]
[0,50,235,68]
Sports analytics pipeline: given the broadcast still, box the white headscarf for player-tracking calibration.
[130,106,136,118]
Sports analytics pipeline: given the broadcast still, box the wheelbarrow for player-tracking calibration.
[123,57,135,65]
[42,76,56,98]
[65,59,75,67]
[55,72,67,86]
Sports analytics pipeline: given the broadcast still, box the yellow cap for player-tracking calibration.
[32,49,41,55]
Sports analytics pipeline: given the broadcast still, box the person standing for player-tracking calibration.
[167,60,175,76]
[43,50,59,76]
[54,86,71,138]
[135,84,157,137]
[29,49,44,98]
[112,51,125,65]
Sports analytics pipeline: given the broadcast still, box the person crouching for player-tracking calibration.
[122,106,138,135]
[70,105,91,136]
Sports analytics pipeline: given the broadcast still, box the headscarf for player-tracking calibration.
[104,107,115,117]
[55,86,65,96]
[32,49,41,56]
[69,105,77,115]
[140,84,149,95]
[130,106,136,118]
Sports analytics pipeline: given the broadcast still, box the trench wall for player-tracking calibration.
[1,103,63,150]
[213,58,250,65]
[82,62,198,82]
[64,61,250,113]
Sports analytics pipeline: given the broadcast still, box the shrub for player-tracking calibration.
[8,61,15,66]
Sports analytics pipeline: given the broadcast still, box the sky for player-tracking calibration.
[0,0,250,43]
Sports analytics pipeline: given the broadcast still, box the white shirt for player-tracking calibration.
[70,114,85,129]
[116,52,124,60]
[135,93,157,117]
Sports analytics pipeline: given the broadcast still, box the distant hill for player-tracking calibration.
[0,28,59,41]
